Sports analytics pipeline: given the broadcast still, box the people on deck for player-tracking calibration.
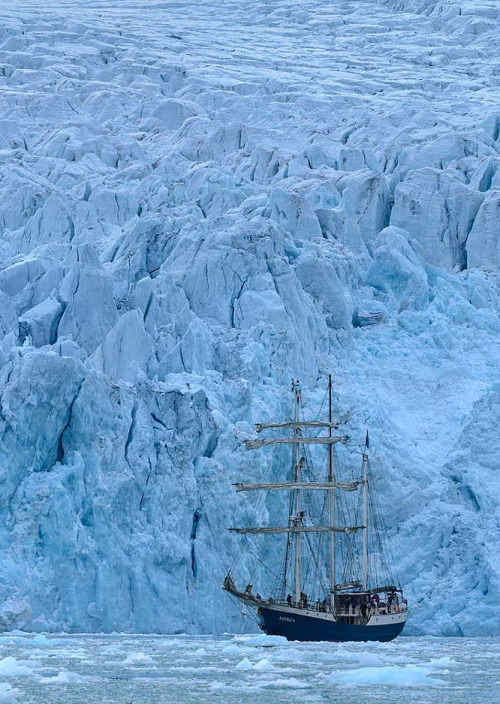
[244,583,253,595]
[286,594,292,606]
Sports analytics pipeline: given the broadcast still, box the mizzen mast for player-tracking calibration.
[292,379,302,605]
[362,436,370,590]
[328,374,336,611]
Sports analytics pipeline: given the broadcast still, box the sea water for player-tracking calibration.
[0,633,495,703]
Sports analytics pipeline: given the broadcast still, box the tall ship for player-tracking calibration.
[223,376,408,642]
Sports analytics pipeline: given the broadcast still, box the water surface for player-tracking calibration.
[0,633,495,703]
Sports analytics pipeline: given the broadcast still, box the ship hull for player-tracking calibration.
[257,606,406,643]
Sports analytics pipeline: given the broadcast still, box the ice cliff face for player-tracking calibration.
[0,0,499,635]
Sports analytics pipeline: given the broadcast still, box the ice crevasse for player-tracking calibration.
[0,0,498,635]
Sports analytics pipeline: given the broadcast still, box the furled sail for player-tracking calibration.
[256,421,340,432]
[229,525,364,535]
[245,435,349,450]
[234,481,361,492]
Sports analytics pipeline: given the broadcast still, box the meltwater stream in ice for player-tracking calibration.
[0,633,495,703]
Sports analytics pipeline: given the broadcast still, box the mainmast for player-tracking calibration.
[362,439,369,590]
[292,379,302,604]
[328,375,335,611]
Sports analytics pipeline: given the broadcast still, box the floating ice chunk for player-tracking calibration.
[31,635,50,646]
[356,652,385,667]
[429,656,456,669]
[260,677,310,689]
[0,683,19,703]
[123,652,154,666]
[253,658,275,671]
[328,665,446,686]
[234,657,253,671]
[234,634,289,647]
[222,644,240,654]
[40,670,97,683]
[0,656,34,677]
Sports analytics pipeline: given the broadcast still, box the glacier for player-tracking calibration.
[0,0,498,636]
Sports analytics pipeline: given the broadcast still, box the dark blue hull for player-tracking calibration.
[258,607,406,643]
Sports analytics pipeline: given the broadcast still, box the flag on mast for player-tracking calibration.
[365,430,370,449]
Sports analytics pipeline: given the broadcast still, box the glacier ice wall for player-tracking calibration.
[0,0,499,635]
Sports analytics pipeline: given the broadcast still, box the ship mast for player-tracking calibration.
[362,442,369,590]
[328,375,335,611]
[292,380,302,604]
